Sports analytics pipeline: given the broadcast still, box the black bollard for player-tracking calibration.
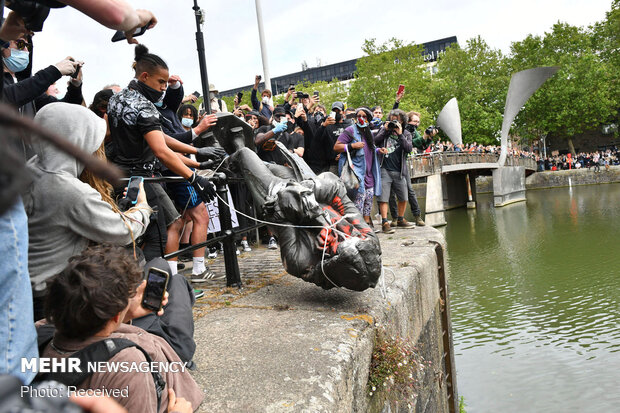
[212,172,242,288]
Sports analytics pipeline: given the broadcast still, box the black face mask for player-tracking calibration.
[314,112,325,123]
[287,121,295,133]
[129,79,164,104]
[335,112,342,123]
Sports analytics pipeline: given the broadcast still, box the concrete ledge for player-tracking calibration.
[191,227,450,412]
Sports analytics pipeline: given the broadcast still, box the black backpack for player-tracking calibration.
[36,324,166,411]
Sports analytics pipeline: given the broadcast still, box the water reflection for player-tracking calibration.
[444,183,620,412]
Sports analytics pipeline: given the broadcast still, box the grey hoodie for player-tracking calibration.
[23,103,151,293]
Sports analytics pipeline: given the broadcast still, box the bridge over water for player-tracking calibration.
[408,152,537,226]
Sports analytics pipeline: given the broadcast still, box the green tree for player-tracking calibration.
[509,19,618,152]
[347,38,432,117]
[430,36,510,145]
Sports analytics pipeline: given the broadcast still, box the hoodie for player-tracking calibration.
[23,103,151,294]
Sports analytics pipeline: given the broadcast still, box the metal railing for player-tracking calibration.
[120,174,265,288]
[409,152,537,178]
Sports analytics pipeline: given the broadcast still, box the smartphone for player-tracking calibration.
[257,75,262,81]
[111,21,152,42]
[71,63,82,79]
[329,111,336,119]
[192,91,201,98]
[142,267,170,312]
[124,176,143,205]
[313,91,319,97]
[237,92,243,102]
[397,84,405,95]
[297,103,304,112]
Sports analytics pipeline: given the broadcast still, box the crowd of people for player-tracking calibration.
[0,2,616,412]
[536,149,619,171]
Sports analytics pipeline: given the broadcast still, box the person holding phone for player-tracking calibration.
[39,244,203,413]
[2,37,84,116]
[251,74,273,119]
[24,103,152,321]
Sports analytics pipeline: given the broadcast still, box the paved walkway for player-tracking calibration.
[178,244,288,319]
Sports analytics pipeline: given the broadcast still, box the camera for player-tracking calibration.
[425,125,440,135]
[386,120,400,129]
[296,92,309,100]
[6,0,66,32]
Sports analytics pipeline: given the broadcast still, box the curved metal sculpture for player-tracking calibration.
[207,114,382,291]
[498,67,559,166]
[436,97,462,145]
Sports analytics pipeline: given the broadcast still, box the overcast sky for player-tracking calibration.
[31,0,612,103]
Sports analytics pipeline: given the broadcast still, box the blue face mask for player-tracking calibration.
[154,101,163,107]
[181,118,194,127]
[3,48,29,73]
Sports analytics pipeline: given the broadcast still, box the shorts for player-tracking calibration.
[167,181,202,211]
[147,181,181,226]
[378,169,407,203]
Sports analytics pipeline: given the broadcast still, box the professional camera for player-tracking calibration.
[6,0,66,32]
[296,92,309,99]
[386,120,401,130]
[425,125,440,135]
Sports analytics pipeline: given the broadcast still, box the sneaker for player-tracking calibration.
[241,240,252,252]
[236,249,240,256]
[414,215,426,226]
[207,250,217,259]
[193,289,204,299]
[382,222,395,234]
[397,219,415,228]
[191,269,225,283]
[391,219,398,227]
[268,237,278,249]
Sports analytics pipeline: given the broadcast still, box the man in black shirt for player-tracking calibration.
[321,101,347,174]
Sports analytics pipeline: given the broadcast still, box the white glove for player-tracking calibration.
[54,59,78,76]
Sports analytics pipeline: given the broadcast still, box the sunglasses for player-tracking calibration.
[15,39,32,51]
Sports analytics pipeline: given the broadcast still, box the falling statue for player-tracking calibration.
[196,114,382,291]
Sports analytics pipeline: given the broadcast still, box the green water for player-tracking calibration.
[439,183,620,413]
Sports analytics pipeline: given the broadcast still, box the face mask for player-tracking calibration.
[3,48,29,73]
[262,96,270,104]
[357,117,369,128]
[209,92,216,100]
[286,121,295,133]
[134,80,165,104]
[181,118,194,127]
[335,112,342,123]
[314,112,325,123]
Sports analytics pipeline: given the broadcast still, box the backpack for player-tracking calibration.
[36,324,166,411]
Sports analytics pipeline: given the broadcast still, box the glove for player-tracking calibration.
[272,119,288,134]
[54,59,78,76]
[189,172,216,203]
[196,146,227,160]
[198,160,216,170]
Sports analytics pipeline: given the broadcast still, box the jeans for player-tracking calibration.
[0,198,38,384]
